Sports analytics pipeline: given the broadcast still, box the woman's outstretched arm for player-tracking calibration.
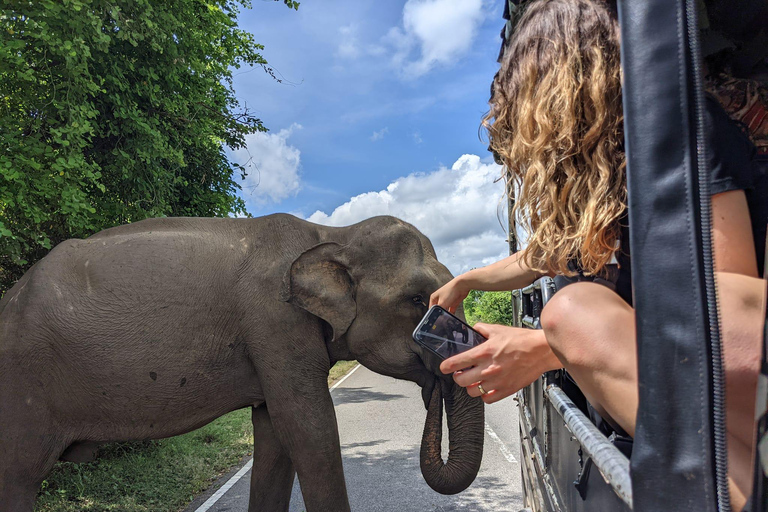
[430,251,542,313]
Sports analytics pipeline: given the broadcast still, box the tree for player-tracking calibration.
[0,0,298,294]
[463,290,514,326]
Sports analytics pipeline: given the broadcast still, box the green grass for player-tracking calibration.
[35,410,254,512]
[35,360,359,512]
[328,360,358,385]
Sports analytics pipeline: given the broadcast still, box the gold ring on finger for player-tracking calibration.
[477,383,488,395]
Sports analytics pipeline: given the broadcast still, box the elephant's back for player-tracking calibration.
[0,213,324,330]
[85,214,316,243]
[87,216,241,240]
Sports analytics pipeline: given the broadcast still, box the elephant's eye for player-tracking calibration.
[411,294,427,307]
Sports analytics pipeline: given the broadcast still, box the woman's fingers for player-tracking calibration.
[452,366,484,387]
[430,293,459,312]
[440,324,498,374]
[472,322,493,337]
[440,343,486,374]
[463,377,514,403]
[430,278,470,311]
[481,387,512,404]
[466,383,484,398]
[467,378,517,404]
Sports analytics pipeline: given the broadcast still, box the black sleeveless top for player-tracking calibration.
[558,97,768,306]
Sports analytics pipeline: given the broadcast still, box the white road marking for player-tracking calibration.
[485,422,518,464]
[194,458,253,512]
[193,363,362,511]
[329,363,362,391]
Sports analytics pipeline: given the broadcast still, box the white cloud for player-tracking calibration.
[307,154,509,275]
[337,24,360,59]
[383,0,486,77]
[370,127,389,141]
[230,124,302,205]
[413,131,423,144]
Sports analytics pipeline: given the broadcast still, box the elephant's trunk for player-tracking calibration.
[419,377,484,494]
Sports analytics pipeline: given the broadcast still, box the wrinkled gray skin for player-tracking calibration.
[0,214,484,512]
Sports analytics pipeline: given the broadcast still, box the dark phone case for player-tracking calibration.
[412,305,486,360]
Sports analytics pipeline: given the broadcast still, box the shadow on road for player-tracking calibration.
[342,440,387,449]
[326,444,522,512]
[332,387,408,405]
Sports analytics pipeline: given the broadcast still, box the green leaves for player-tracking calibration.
[463,290,515,326]
[0,0,297,294]
[0,222,12,238]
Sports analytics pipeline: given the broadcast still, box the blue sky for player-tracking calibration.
[228,0,511,274]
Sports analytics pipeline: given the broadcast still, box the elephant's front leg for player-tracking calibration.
[248,404,296,512]
[260,370,350,512]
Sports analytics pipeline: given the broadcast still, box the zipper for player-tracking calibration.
[685,0,730,509]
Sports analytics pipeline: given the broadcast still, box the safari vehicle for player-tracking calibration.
[498,0,768,511]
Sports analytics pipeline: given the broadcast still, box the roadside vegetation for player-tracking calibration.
[36,409,254,512]
[0,0,299,295]
[35,360,357,512]
[463,290,514,326]
[328,360,358,384]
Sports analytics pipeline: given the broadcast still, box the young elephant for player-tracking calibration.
[0,214,484,512]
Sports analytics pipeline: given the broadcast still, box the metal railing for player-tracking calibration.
[515,276,633,509]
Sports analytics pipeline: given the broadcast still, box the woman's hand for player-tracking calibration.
[429,276,470,314]
[440,323,562,404]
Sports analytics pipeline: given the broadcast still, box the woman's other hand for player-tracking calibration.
[429,276,470,314]
[440,323,562,404]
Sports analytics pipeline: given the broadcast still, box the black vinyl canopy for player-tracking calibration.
[618,0,728,510]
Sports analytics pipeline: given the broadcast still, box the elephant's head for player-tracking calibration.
[279,216,484,495]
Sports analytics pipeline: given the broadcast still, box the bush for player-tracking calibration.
[0,0,299,295]
[463,290,514,326]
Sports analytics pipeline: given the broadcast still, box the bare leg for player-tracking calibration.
[248,404,295,512]
[540,282,638,435]
[541,274,765,511]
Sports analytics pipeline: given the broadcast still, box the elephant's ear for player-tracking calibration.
[278,242,356,342]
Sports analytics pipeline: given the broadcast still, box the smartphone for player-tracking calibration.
[412,305,487,360]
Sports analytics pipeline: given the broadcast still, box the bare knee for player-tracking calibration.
[541,282,634,369]
[540,284,594,367]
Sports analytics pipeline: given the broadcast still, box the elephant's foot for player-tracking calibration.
[248,405,295,512]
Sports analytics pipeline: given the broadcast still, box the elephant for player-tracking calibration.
[0,214,484,512]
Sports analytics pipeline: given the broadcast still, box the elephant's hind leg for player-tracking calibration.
[0,471,43,512]
[248,404,295,512]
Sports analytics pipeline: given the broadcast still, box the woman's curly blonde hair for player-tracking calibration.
[484,0,626,276]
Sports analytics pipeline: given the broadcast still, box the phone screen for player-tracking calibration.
[412,305,487,360]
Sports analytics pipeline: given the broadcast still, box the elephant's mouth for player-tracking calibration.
[421,374,436,409]
[410,338,449,409]
[410,344,444,409]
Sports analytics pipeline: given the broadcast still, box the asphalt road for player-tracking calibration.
[185,365,523,512]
